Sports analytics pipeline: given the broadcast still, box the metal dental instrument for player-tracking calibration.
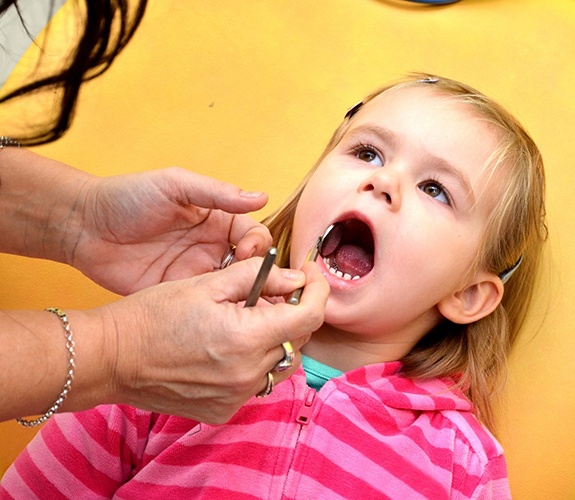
[317,222,343,257]
[287,223,343,305]
[244,247,278,308]
[286,238,321,305]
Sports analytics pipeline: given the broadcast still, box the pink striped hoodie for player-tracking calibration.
[0,362,511,499]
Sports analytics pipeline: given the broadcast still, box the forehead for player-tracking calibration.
[355,85,489,134]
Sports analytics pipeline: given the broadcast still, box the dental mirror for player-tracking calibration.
[318,222,344,257]
[287,223,343,305]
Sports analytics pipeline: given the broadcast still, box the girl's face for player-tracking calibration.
[292,86,503,359]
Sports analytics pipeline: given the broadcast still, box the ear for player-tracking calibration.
[437,271,504,325]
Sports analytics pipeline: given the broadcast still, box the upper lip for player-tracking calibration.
[334,209,371,225]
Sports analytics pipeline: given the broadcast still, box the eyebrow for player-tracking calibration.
[346,124,476,206]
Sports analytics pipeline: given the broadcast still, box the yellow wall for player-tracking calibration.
[1,1,574,497]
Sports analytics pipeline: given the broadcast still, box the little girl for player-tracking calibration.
[0,75,546,499]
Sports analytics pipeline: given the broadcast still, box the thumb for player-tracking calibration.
[212,258,307,304]
[175,171,269,213]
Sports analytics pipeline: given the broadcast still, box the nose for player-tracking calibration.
[359,167,401,210]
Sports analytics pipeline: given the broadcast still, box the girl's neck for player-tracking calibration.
[301,324,418,372]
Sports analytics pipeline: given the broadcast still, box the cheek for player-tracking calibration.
[384,220,477,284]
[290,176,337,268]
[290,210,309,269]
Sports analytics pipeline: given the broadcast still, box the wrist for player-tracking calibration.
[56,308,119,411]
[0,308,115,420]
[0,147,94,263]
[90,298,148,408]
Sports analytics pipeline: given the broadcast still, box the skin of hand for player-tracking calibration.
[71,258,329,424]
[68,167,273,295]
[1,149,327,422]
[0,149,271,294]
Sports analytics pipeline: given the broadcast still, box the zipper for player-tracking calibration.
[296,387,317,425]
[279,387,317,498]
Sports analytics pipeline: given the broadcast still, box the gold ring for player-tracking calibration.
[273,341,295,372]
[220,245,236,269]
[256,371,274,398]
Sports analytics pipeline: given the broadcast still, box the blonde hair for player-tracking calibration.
[264,74,547,432]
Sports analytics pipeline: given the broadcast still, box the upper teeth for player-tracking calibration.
[323,257,360,281]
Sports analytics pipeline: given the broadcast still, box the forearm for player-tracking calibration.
[0,147,95,263]
[0,308,116,422]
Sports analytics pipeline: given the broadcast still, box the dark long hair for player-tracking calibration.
[0,0,148,145]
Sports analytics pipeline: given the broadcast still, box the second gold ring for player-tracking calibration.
[274,341,295,372]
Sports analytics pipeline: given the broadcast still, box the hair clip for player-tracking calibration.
[499,255,523,284]
[418,77,440,84]
[344,101,364,120]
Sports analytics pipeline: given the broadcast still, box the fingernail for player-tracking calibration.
[240,190,264,198]
[281,269,305,281]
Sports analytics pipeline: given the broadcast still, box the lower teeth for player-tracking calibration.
[323,257,360,281]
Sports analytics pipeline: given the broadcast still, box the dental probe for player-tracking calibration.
[286,237,321,305]
[244,247,278,308]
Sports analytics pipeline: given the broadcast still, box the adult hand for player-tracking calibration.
[71,167,272,294]
[84,257,329,423]
[0,149,271,294]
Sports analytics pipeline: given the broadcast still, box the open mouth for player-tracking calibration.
[319,219,374,281]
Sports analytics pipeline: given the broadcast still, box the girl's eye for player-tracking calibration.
[418,180,451,205]
[354,145,383,167]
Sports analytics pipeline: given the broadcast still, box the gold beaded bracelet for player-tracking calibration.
[16,308,76,427]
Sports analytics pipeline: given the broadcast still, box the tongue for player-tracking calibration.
[334,244,373,277]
